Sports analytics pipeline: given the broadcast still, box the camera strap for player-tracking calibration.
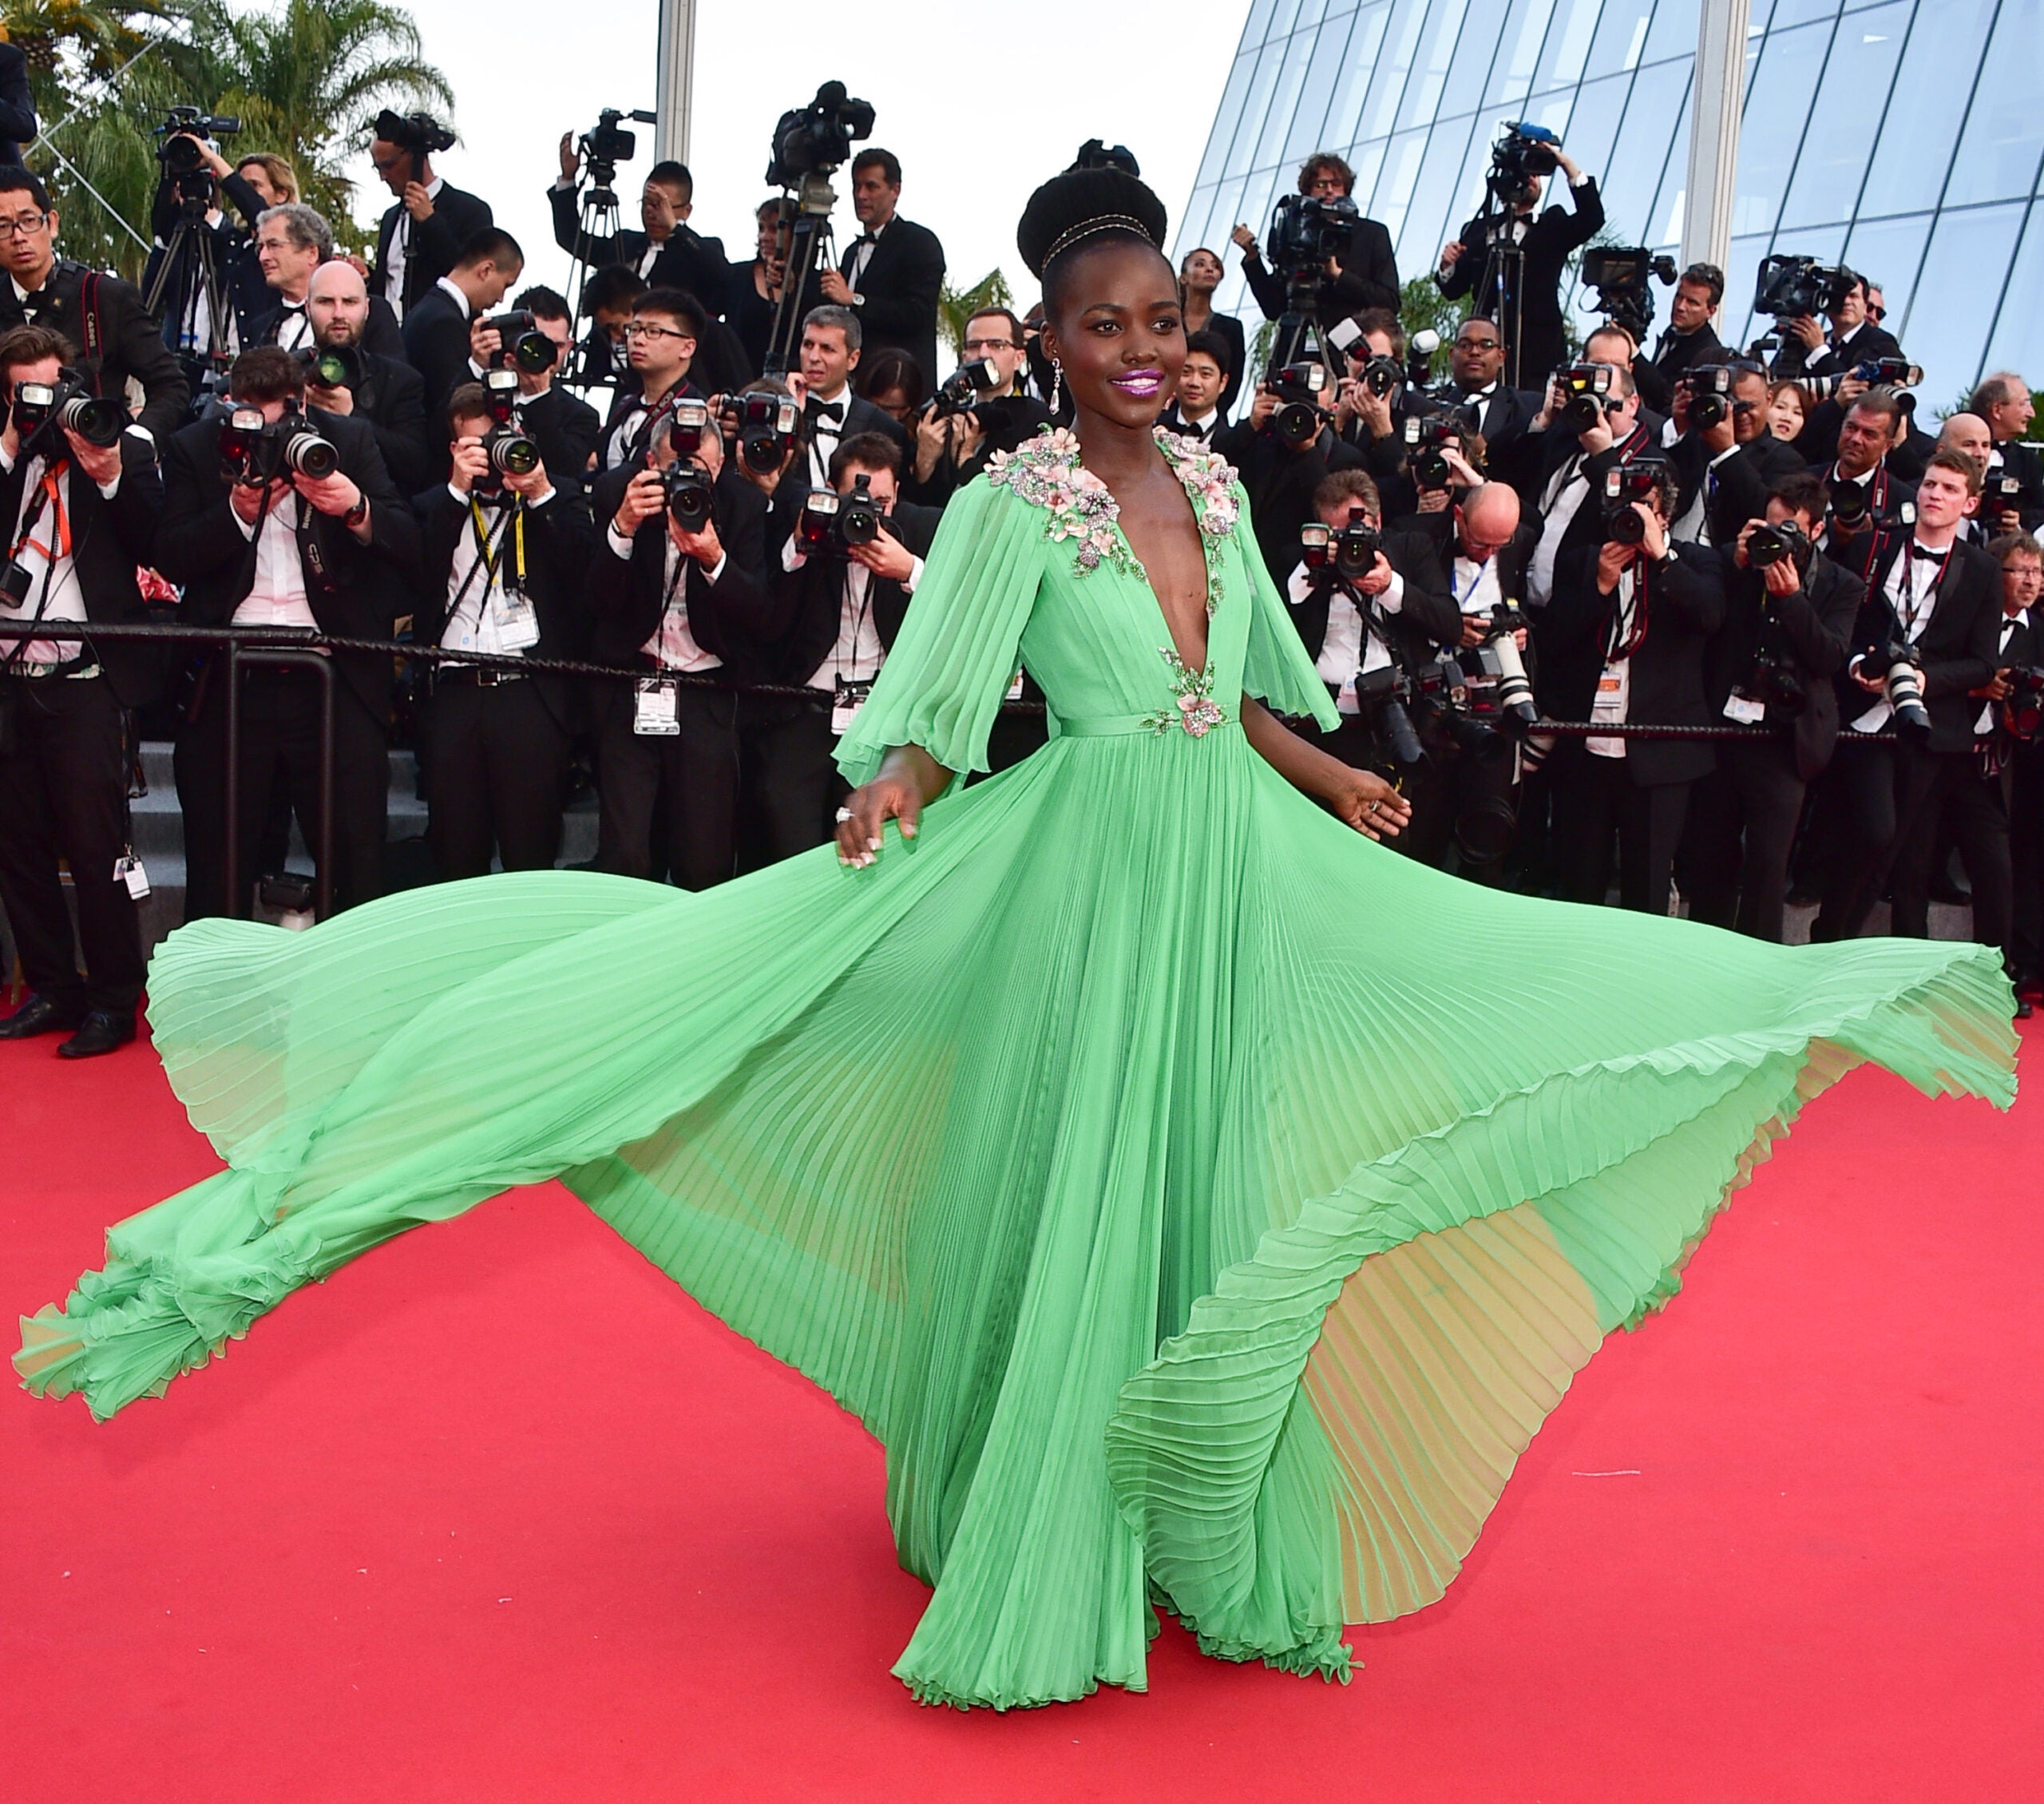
[77,272,105,392]
[462,496,524,597]
[1893,539,1952,637]
[1603,563,1650,663]
[2,460,73,673]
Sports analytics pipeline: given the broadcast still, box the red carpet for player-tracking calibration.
[5,1013,2040,1802]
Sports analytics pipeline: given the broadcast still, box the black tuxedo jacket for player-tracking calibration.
[154,410,422,721]
[517,383,603,503]
[331,347,433,496]
[1840,537,2001,754]
[765,500,940,686]
[1632,321,1727,416]
[1544,538,1727,786]
[547,185,730,310]
[1792,319,1905,383]
[803,391,909,466]
[0,42,36,166]
[245,290,406,364]
[0,434,165,706]
[1440,179,1605,384]
[1984,438,2044,533]
[901,391,1050,508]
[1243,216,1400,330]
[1397,509,1539,616]
[1666,433,1777,545]
[1184,309,1247,421]
[1214,423,1366,589]
[0,260,190,440]
[584,467,775,684]
[1705,546,1862,780]
[842,217,945,385]
[1279,526,1460,675]
[372,183,493,319]
[399,283,474,423]
[413,482,596,732]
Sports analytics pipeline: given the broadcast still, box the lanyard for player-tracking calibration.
[1604,565,1649,663]
[468,495,525,591]
[10,461,71,564]
[1895,541,1949,636]
[838,563,873,684]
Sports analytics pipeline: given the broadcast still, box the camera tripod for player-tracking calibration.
[762,169,841,381]
[142,188,234,395]
[561,162,626,388]
[1268,267,1329,382]
[1466,191,1530,390]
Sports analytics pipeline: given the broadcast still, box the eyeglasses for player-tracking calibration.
[1454,336,1500,351]
[0,212,50,239]
[962,337,1014,352]
[624,322,691,341]
[1867,303,1887,321]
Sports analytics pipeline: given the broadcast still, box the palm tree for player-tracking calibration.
[937,268,1015,365]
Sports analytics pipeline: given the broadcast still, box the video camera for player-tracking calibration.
[1681,363,1737,430]
[156,106,240,175]
[1601,458,1670,545]
[1487,121,1559,206]
[10,371,126,460]
[579,106,656,192]
[798,473,883,554]
[1299,512,1381,584]
[1554,361,1618,433]
[481,311,558,376]
[374,109,458,161]
[768,81,876,188]
[930,357,1000,419]
[1580,247,1678,341]
[719,391,800,474]
[1266,362,1329,447]
[1753,255,1852,320]
[218,402,338,486]
[1265,192,1357,280]
[1859,639,1931,733]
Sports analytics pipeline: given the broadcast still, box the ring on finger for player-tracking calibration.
[834,806,854,823]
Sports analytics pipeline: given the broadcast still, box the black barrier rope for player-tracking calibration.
[0,618,1903,740]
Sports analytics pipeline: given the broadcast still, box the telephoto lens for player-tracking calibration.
[1863,640,1931,733]
[1354,665,1426,769]
[304,344,362,391]
[54,393,127,448]
[482,426,540,476]
[280,425,339,478]
[485,311,557,376]
[1484,607,1538,730]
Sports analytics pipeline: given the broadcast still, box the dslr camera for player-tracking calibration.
[798,473,883,554]
[1266,362,1329,447]
[300,343,362,393]
[10,371,126,458]
[1487,121,1559,205]
[1859,639,1931,734]
[1554,361,1618,433]
[374,109,458,160]
[1602,458,1670,545]
[468,368,540,493]
[218,402,339,485]
[1580,247,1678,341]
[929,356,999,420]
[1753,254,1852,321]
[1853,355,1923,388]
[1462,601,1539,733]
[1403,413,1472,490]
[720,391,800,474]
[1298,511,1381,584]
[1746,517,1813,576]
[1355,353,1402,399]
[1681,363,1737,431]
[661,398,715,530]
[767,81,876,188]
[481,311,558,376]
[2000,664,2044,740]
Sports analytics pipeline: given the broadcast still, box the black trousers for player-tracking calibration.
[1551,743,1689,914]
[0,672,145,1015]
[1308,713,1454,867]
[594,678,738,890]
[1812,736,1893,939]
[2011,739,2044,982]
[1682,737,1808,942]
[744,692,847,867]
[175,664,387,922]
[426,676,568,880]
[1888,742,2011,954]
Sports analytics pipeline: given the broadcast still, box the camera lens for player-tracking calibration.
[485,430,540,475]
[282,429,339,478]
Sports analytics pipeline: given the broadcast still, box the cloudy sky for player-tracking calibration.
[339,1,1241,319]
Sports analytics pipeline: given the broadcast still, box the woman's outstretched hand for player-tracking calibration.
[836,777,921,866]
[1325,767,1411,841]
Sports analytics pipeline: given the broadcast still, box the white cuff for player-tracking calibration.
[95,471,121,501]
[901,553,925,596]
[1379,570,1405,613]
[606,523,634,560]
[1709,443,1741,469]
[446,482,468,504]
[700,550,727,585]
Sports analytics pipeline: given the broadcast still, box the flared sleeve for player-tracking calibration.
[1235,485,1341,731]
[835,475,1046,787]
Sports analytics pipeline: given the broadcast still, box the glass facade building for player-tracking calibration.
[1176,0,2044,406]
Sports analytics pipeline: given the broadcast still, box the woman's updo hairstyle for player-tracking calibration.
[1018,163,1171,323]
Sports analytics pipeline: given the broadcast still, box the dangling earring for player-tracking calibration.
[1050,358,1064,415]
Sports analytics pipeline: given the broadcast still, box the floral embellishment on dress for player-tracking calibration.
[986,427,1145,580]
[1141,646,1227,737]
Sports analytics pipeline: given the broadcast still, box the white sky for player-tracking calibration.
[337,1,1241,326]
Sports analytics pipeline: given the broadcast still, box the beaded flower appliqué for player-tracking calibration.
[1141,648,1226,737]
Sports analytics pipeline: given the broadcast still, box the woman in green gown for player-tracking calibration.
[17,167,2017,1711]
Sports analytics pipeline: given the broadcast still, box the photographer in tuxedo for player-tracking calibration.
[158,347,419,921]
[792,304,905,489]
[1631,263,1726,416]
[1769,268,1902,390]
[414,383,595,880]
[0,169,188,441]
[552,137,729,307]
[1997,534,2044,1009]
[597,287,705,475]
[299,258,433,495]
[1156,330,1229,449]
[1812,450,2002,944]
[1280,470,1461,862]
[821,149,945,387]
[586,407,770,890]
[1437,137,1602,387]
[1662,363,1795,548]
[1812,389,1916,569]
[750,432,937,862]
[1542,459,1725,913]
[1434,315,1543,482]
[488,286,601,505]
[0,324,164,1057]
[141,133,280,388]
[573,264,643,391]
[907,307,1049,508]
[368,110,493,323]
[1683,474,1860,941]
[1521,348,1654,610]
[1969,374,2042,534]
[1231,153,1400,333]
[400,227,524,423]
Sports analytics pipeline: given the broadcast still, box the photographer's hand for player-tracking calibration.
[1595,539,1634,593]
[1248,386,1278,430]
[296,470,366,533]
[1761,557,1802,599]
[1836,374,1868,403]
[231,478,289,526]
[1416,486,1451,515]
[502,462,553,505]
[612,467,664,536]
[1356,385,1393,440]
[1230,222,1258,257]
[402,180,436,222]
[448,438,489,496]
[1637,503,1669,561]
[1,410,20,465]
[557,132,580,184]
[818,268,853,306]
[1555,149,1582,184]
[850,522,917,585]
[1358,551,1395,597]
[61,428,121,489]
[1532,376,1564,431]
[1788,314,1826,352]
[468,317,501,370]
[1438,240,1464,273]
[1441,446,1482,487]
[1971,668,2014,702]
[1733,520,1760,569]
[1578,413,1616,454]
[668,513,723,569]
[305,379,353,418]
[1700,410,1736,455]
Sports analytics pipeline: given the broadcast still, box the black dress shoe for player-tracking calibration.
[0,994,85,1040]
[2018,997,2034,1021]
[57,1010,137,1059]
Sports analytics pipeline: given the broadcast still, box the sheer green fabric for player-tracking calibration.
[18,441,2017,1713]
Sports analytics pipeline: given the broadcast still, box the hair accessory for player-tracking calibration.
[1043,213,1158,265]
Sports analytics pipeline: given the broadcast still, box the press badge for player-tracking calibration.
[830,677,872,738]
[1722,692,1766,724]
[491,585,540,650]
[633,676,679,735]
[114,852,151,899]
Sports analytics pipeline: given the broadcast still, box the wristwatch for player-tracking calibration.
[343,494,370,530]
[850,291,866,308]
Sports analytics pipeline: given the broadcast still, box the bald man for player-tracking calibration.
[303,258,432,493]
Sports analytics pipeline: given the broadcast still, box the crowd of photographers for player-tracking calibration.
[0,102,2038,1057]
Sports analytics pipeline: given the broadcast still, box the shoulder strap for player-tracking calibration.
[78,272,104,388]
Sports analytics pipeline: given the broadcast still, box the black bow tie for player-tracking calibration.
[854,234,877,248]
[806,398,845,425]
[1911,542,1949,561]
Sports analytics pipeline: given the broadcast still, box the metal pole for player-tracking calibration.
[655,0,697,165]
[1682,0,1753,275]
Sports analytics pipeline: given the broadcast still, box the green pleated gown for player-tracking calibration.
[17,428,2017,1711]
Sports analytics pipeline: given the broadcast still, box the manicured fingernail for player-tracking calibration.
[901,823,916,838]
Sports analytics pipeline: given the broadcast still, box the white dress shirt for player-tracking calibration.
[782,532,924,689]
[230,490,317,628]
[0,448,121,667]
[605,520,727,672]
[1850,539,1950,732]
[440,487,555,655]
[846,218,887,294]
[382,176,446,319]
[1451,551,1503,620]
[1977,612,2025,735]
[1287,560,1405,713]
[803,382,852,487]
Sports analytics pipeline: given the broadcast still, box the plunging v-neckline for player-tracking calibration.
[1102,447,1213,676]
